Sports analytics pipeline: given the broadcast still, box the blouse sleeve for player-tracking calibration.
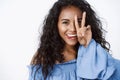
[76,39,117,79]
[108,59,120,80]
[28,65,43,80]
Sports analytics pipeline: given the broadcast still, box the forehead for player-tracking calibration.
[59,6,82,19]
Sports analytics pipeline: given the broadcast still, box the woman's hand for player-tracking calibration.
[75,12,92,47]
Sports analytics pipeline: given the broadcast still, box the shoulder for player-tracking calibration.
[28,65,43,80]
[109,58,120,79]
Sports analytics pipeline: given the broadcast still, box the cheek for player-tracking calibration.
[58,24,67,35]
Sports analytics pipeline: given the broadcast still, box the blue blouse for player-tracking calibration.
[28,39,120,80]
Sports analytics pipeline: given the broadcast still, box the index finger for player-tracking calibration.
[74,15,79,30]
[81,12,86,28]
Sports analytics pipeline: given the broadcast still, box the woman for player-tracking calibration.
[28,0,120,80]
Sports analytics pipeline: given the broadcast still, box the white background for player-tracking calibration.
[0,0,120,80]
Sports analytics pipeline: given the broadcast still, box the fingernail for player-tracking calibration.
[83,11,86,15]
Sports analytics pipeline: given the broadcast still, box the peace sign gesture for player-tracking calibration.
[75,12,92,47]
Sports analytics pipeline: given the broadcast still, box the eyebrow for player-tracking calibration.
[61,19,69,21]
[61,18,82,21]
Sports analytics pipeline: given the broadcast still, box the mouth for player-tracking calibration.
[66,34,77,40]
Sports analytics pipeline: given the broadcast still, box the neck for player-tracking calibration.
[62,45,76,62]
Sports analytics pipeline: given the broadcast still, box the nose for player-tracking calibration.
[69,23,76,32]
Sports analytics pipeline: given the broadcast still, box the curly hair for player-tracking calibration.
[30,0,110,80]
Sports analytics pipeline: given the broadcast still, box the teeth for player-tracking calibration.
[67,34,77,37]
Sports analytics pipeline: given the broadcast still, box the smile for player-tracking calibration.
[66,34,77,40]
[67,34,77,37]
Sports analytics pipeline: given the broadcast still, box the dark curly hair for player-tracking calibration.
[30,0,110,80]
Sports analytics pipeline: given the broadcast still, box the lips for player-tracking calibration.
[67,34,77,37]
[66,34,77,40]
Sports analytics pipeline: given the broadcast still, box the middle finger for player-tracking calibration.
[81,12,86,28]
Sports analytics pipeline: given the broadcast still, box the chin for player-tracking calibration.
[66,42,77,47]
[64,38,78,47]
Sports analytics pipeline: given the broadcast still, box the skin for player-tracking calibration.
[75,11,92,47]
[58,6,92,62]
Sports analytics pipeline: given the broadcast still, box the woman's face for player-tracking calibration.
[58,6,82,47]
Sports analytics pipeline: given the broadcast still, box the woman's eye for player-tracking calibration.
[78,20,81,24]
[62,21,68,24]
[77,18,82,25]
